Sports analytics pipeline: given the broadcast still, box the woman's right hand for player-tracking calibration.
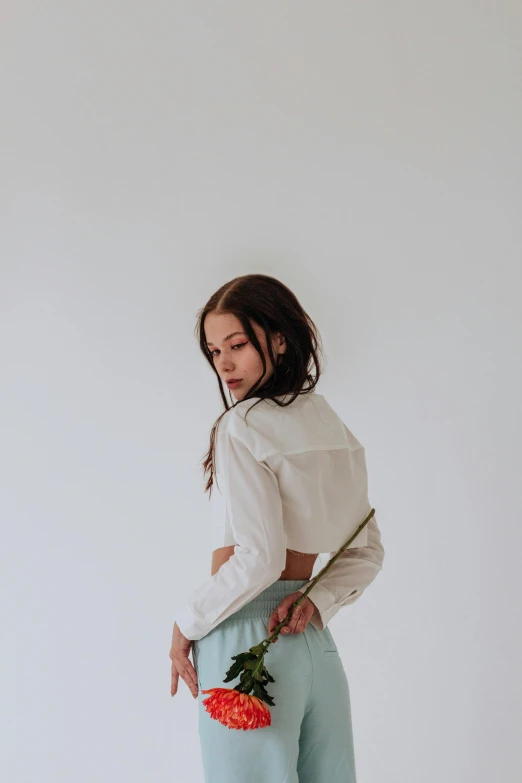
[267,591,318,639]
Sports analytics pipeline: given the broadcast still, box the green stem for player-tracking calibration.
[265,508,376,644]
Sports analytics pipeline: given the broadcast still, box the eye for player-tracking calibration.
[210,342,248,357]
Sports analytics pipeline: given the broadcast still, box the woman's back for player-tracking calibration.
[210,389,371,553]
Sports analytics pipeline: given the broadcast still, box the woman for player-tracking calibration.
[169,273,385,782]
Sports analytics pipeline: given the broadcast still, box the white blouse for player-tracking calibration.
[174,389,385,641]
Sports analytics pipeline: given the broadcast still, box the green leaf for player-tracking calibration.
[240,670,253,686]
[231,652,254,664]
[251,680,263,697]
[223,665,243,682]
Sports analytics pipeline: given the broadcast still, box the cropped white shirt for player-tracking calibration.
[175,389,385,641]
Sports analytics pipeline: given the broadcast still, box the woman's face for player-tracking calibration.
[204,311,286,401]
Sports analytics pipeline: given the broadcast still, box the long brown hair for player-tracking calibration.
[196,273,324,496]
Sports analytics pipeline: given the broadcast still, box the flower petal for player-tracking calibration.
[200,688,272,730]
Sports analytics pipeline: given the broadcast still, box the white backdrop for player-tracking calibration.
[2,2,521,781]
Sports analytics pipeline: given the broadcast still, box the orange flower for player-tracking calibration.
[200,687,272,730]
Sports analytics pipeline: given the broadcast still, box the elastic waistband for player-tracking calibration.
[225,579,309,621]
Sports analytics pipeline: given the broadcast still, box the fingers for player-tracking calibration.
[279,604,294,634]
[268,593,314,638]
[287,604,304,633]
[269,602,306,637]
[171,667,178,696]
[171,656,199,699]
[268,606,286,636]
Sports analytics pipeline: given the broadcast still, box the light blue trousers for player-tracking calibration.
[192,579,357,782]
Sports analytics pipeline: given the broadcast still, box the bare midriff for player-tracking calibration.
[211,545,319,580]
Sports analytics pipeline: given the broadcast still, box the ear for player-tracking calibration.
[274,332,287,355]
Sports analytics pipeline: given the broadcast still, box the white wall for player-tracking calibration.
[2,2,521,781]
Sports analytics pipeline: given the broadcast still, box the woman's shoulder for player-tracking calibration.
[216,389,332,460]
[215,398,269,453]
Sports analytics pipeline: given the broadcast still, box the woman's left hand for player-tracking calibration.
[267,591,317,638]
[169,622,199,699]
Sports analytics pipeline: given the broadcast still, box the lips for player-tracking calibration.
[226,378,242,385]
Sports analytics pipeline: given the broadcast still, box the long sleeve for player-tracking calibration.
[174,413,288,641]
[296,514,385,631]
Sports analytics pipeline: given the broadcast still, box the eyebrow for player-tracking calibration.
[206,331,246,348]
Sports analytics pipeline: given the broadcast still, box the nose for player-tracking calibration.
[217,355,235,375]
